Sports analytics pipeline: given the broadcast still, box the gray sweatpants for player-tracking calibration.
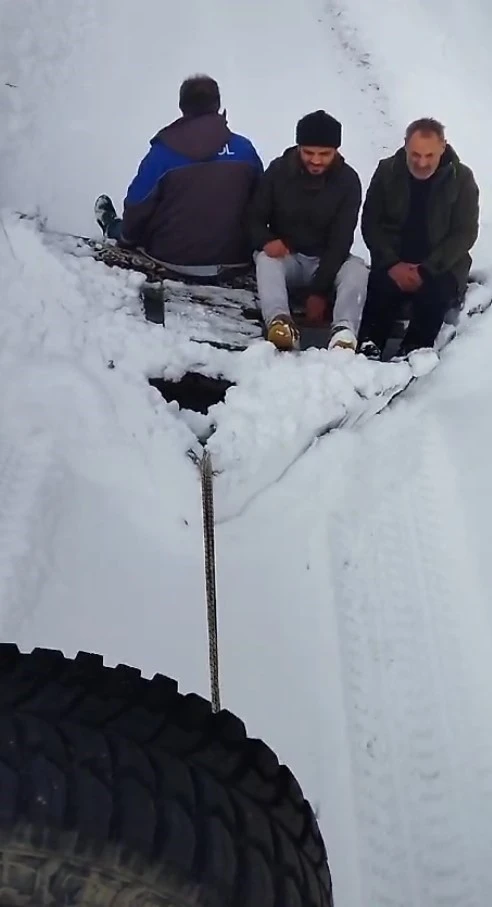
[254,251,369,333]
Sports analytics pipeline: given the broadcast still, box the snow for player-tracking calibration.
[1,1,492,906]
[215,303,492,907]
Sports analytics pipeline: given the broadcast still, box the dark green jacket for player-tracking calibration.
[361,145,479,293]
[247,147,362,294]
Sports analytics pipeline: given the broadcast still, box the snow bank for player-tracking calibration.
[210,343,420,519]
[215,296,492,907]
[0,214,214,695]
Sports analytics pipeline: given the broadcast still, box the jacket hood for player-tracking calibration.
[152,112,231,161]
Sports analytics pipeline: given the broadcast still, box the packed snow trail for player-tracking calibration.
[2,1,492,906]
[217,307,492,907]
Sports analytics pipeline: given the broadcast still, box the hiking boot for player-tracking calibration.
[95,195,118,235]
[267,317,300,351]
[358,339,382,360]
[328,325,357,351]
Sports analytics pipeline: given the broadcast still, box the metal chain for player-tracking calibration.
[200,450,221,712]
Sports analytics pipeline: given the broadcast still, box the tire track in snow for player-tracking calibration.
[0,431,60,637]
[313,0,396,163]
[327,403,492,906]
[407,412,492,906]
[0,349,134,640]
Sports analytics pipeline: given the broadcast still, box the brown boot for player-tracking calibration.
[267,317,300,351]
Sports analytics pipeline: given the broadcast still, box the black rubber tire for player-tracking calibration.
[0,645,333,906]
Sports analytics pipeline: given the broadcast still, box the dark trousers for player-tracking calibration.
[359,268,459,352]
[104,218,137,252]
[106,218,123,241]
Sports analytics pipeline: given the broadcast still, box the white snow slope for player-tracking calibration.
[1,2,492,905]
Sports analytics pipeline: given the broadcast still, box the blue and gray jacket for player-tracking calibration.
[121,112,263,267]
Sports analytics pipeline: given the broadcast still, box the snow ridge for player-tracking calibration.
[0,430,57,633]
[327,396,492,906]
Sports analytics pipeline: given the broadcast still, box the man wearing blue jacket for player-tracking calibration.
[95,74,263,276]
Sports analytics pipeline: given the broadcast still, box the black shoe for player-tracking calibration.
[358,339,382,360]
[94,195,117,235]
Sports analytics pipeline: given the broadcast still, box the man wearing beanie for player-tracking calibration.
[247,109,367,351]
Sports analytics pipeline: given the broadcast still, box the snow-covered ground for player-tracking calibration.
[1,1,492,905]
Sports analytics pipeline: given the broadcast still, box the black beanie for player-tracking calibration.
[296,110,342,148]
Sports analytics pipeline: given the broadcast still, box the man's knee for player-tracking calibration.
[254,250,283,272]
[339,254,368,277]
[337,255,369,292]
[347,253,368,272]
[254,251,280,287]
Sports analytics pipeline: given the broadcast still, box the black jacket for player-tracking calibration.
[361,144,479,293]
[247,146,362,293]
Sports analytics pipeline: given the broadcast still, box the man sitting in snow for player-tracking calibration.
[358,117,480,359]
[247,110,368,351]
[94,74,263,278]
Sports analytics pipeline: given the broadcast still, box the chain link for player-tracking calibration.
[200,450,221,713]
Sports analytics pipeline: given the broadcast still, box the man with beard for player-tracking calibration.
[247,110,368,351]
[358,117,480,359]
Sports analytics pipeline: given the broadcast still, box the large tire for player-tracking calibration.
[0,645,333,906]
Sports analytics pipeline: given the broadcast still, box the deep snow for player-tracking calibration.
[1,2,492,906]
